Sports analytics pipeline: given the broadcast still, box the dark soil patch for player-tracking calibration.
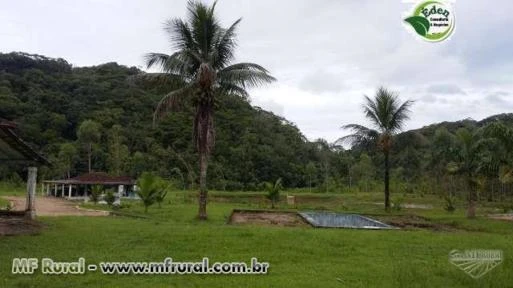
[0,215,44,236]
[229,209,310,227]
[373,214,457,231]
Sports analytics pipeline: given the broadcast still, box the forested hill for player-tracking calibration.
[411,113,513,139]
[2,52,512,193]
[0,52,327,189]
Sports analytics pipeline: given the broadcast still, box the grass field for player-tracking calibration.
[1,186,512,287]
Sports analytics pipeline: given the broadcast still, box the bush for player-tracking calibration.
[8,172,23,187]
[155,186,168,208]
[104,190,116,207]
[392,197,404,211]
[499,203,513,213]
[444,194,456,213]
[225,181,244,191]
[89,185,103,204]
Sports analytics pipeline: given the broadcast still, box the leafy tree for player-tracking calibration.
[340,87,413,210]
[77,120,102,173]
[484,122,513,184]
[145,1,275,219]
[305,162,316,193]
[265,178,283,209]
[351,153,375,192]
[106,124,129,176]
[57,142,78,178]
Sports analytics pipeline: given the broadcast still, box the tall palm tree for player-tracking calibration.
[339,87,413,210]
[145,1,275,220]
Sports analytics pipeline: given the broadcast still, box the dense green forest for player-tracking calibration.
[2,52,513,203]
[0,52,338,190]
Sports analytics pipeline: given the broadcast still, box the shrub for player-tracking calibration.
[444,194,456,213]
[155,183,169,208]
[89,185,103,204]
[392,197,404,211]
[104,190,116,207]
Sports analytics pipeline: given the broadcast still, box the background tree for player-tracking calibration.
[305,162,316,193]
[340,87,413,210]
[57,142,78,178]
[351,153,375,192]
[450,128,493,218]
[77,120,102,173]
[146,1,275,219]
[107,124,129,176]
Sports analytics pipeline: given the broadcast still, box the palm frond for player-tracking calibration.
[210,18,241,69]
[218,62,276,88]
[390,99,414,131]
[362,87,412,134]
[145,51,198,79]
[337,124,379,147]
[362,95,381,130]
[153,84,195,124]
[217,83,249,99]
[128,72,186,87]
[187,0,220,58]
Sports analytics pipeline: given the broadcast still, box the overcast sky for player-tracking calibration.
[1,0,512,142]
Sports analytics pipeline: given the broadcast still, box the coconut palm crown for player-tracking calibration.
[339,87,413,210]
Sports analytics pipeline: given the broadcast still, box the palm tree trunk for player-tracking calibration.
[198,150,208,220]
[384,150,390,210]
[466,175,476,218]
[88,142,92,173]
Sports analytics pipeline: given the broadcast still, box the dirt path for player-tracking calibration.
[3,196,108,217]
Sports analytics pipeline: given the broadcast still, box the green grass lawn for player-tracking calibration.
[1,189,512,287]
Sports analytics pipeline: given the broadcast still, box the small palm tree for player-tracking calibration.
[339,87,413,210]
[265,178,283,209]
[136,172,161,213]
[146,1,275,220]
[90,185,103,204]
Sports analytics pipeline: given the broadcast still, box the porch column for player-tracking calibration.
[54,184,57,196]
[61,184,65,197]
[25,167,37,220]
[68,184,72,198]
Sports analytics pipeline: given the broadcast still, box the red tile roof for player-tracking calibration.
[69,172,134,185]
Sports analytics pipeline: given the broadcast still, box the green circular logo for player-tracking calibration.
[404,1,455,42]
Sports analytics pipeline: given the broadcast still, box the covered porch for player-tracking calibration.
[43,172,136,201]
